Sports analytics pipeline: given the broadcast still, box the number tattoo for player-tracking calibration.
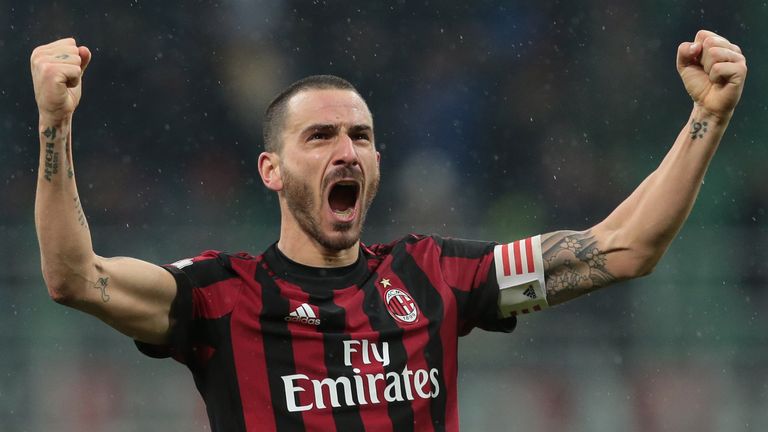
[690,119,708,140]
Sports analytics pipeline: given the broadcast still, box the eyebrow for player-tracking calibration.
[301,123,373,136]
[303,124,336,135]
[348,125,373,135]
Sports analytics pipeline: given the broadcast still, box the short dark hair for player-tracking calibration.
[263,75,361,153]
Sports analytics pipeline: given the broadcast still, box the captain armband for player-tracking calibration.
[493,235,548,317]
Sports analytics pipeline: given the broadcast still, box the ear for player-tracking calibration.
[376,150,381,165]
[258,151,283,191]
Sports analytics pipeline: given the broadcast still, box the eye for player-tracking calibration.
[308,132,330,141]
[352,133,371,142]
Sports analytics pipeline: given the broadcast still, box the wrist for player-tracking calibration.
[691,103,732,127]
[38,113,72,130]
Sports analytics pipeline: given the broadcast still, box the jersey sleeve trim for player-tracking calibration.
[134,264,194,362]
[493,235,549,317]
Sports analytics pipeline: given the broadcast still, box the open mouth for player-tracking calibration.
[328,180,360,218]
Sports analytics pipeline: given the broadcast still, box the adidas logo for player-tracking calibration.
[284,303,321,326]
[523,286,537,299]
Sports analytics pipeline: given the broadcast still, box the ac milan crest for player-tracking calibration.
[384,288,419,324]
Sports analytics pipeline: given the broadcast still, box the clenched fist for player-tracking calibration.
[31,38,92,122]
[677,30,747,120]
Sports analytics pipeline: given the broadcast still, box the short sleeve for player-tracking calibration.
[434,236,517,336]
[134,250,240,367]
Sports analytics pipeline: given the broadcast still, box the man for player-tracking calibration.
[31,30,746,431]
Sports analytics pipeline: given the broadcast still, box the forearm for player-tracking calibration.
[538,31,745,306]
[542,106,729,304]
[34,115,96,297]
[598,105,728,269]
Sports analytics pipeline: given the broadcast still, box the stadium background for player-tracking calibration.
[1,1,766,430]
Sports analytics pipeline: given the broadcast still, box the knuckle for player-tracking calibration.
[30,48,45,62]
[40,63,58,78]
[696,29,715,42]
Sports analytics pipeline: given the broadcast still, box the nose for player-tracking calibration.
[332,133,359,167]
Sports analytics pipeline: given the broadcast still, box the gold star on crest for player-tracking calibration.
[380,278,392,288]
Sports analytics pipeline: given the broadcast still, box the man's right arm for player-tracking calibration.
[32,38,177,345]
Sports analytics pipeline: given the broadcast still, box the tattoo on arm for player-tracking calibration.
[42,127,59,182]
[93,276,110,303]
[542,230,616,303]
[74,195,87,228]
[66,140,73,179]
[690,119,708,140]
[43,127,57,140]
[41,126,73,180]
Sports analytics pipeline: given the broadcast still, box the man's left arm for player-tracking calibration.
[540,30,747,305]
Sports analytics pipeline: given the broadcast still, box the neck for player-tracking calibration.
[277,216,359,268]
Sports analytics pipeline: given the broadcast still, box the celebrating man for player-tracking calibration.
[31,30,746,431]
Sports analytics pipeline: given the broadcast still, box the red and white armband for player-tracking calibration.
[493,235,548,317]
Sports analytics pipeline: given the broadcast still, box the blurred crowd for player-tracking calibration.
[0,1,762,230]
[4,0,765,292]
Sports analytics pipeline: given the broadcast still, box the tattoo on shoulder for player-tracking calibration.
[690,119,708,140]
[541,230,616,300]
[93,276,110,303]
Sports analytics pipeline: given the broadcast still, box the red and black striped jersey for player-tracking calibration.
[136,234,516,432]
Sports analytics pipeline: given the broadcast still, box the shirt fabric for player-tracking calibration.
[136,234,516,432]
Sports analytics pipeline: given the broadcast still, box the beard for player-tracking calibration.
[281,163,379,252]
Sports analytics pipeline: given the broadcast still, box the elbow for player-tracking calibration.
[627,250,663,279]
[601,225,667,280]
[40,252,97,305]
[41,264,88,306]
[635,259,657,278]
[43,270,76,305]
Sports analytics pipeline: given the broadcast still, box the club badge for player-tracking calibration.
[384,288,419,324]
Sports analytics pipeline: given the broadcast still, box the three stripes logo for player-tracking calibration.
[523,286,537,299]
[499,238,538,277]
[385,288,419,324]
[285,303,321,326]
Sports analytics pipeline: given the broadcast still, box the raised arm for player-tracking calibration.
[32,38,176,344]
[542,30,747,305]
